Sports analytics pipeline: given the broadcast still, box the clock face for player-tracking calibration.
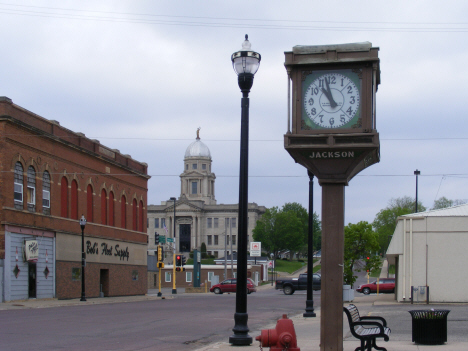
[302,70,361,129]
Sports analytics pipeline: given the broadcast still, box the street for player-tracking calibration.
[0,287,321,351]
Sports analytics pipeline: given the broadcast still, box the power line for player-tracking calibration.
[0,3,467,33]
[2,133,468,142]
[2,170,468,179]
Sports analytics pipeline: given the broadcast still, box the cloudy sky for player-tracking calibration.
[2,1,468,225]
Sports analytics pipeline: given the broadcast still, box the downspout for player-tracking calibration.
[402,218,406,300]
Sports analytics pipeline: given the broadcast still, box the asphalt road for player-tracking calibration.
[0,287,322,351]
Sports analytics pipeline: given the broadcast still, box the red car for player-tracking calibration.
[210,278,257,294]
[356,278,395,295]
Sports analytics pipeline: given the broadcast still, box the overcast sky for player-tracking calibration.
[2,1,468,225]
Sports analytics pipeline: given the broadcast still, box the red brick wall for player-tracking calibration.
[0,100,150,260]
[57,261,147,299]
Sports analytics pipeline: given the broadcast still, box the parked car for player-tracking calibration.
[275,273,321,295]
[210,278,257,294]
[356,278,395,295]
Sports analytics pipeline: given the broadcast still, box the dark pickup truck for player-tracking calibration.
[275,273,321,295]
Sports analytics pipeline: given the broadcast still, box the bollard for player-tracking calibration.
[255,314,300,351]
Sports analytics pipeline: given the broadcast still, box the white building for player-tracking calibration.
[386,204,468,303]
[147,133,266,258]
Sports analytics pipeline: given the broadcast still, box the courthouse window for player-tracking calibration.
[207,218,212,228]
[155,218,159,228]
[214,218,218,228]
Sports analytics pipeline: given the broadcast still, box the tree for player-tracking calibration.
[281,202,322,253]
[373,196,426,254]
[252,203,321,259]
[344,221,380,287]
[200,242,207,258]
[432,197,467,210]
[282,202,321,251]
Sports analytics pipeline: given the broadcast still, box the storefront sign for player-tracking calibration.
[24,240,39,262]
[86,241,130,261]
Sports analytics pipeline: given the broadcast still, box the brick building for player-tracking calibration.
[0,97,149,301]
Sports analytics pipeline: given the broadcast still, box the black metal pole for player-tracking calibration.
[229,73,253,346]
[414,170,420,213]
[80,223,86,301]
[304,171,316,317]
[172,197,177,294]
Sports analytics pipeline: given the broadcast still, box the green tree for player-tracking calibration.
[344,221,380,286]
[253,203,322,259]
[432,196,467,210]
[281,202,322,254]
[200,242,207,258]
[372,196,426,254]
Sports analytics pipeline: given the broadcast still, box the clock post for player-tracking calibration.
[284,42,380,351]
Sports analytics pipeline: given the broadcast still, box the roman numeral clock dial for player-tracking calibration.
[302,70,361,129]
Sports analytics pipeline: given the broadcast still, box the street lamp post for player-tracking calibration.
[170,197,177,294]
[303,171,316,317]
[79,215,87,302]
[414,170,420,213]
[229,34,261,346]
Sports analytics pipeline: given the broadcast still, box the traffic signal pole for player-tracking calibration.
[172,251,177,294]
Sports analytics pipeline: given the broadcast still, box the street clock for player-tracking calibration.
[284,42,380,184]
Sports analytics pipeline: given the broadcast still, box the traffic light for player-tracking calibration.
[181,255,186,266]
[366,256,370,272]
[157,246,163,262]
[176,255,182,267]
[155,232,159,245]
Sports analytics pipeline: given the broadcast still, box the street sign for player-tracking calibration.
[250,242,261,257]
[167,238,174,243]
[159,235,166,244]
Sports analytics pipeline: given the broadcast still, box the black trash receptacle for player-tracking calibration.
[409,310,450,345]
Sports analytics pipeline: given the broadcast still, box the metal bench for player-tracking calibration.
[343,304,391,351]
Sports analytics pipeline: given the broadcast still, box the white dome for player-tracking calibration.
[184,138,211,158]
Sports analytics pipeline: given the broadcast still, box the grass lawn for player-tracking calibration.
[272,259,306,274]
[186,258,216,265]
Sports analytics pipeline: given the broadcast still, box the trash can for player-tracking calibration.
[343,285,354,302]
[409,309,450,345]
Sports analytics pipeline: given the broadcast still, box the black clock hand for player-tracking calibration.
[325,78,338,108]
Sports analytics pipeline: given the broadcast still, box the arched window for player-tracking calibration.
[132,198,138,231]
[71,180,78,220]
[42,171,51,215]
[27,166,36,212]
[14,162,24,210]
[139,200,144,233]
[61,176,68,218]
[109,191,115,227]
[87,184,93,222]
[101,189,107,225]
[121,195,127,229]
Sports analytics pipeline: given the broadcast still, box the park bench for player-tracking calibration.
[343,304,391,351]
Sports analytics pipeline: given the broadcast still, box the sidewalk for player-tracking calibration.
[195,293,464,351]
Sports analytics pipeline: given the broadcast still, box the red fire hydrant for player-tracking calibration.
[256,314,300,351]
